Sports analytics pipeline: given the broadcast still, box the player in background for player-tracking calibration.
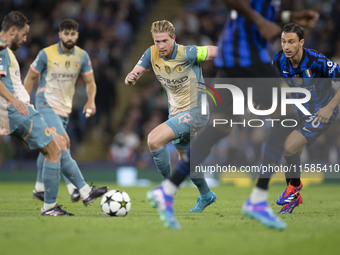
[24,19,107,204]
[125,20,217,213]
[147,1,319,230]
[273,23,340,214]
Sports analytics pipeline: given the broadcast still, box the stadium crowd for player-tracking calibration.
[1,0,340,169]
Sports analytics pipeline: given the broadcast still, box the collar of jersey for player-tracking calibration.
[160,42,177,60]
[0,39,7,46]
[58,42,75,56]
[289,48,306,72]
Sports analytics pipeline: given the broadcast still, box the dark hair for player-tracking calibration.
[282,23,304,40]
[1,11,30,32]
[59,19,79,32]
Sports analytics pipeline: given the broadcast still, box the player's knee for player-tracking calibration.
[44,140,62,161]
[147,133,160,151]
[284,144,296,157]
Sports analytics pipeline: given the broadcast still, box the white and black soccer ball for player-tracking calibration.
[100,190,131,217]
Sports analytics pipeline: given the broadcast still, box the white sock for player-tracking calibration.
[66,182,77,195]
[249,187,268,204]
[43,202,57,211]
[35,182,44,192]
[79,184,91,200]
[162,179,177,196]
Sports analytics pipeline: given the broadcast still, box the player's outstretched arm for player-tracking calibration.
[125,65,147,86]
[82,72,97,118]
[24,68,39,95]
[0,80,29,115]
[206,46,218,61]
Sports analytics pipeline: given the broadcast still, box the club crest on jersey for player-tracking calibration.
[65,61,70,68]
[175,65,184,73]
[165,65,171,74]
[74,62,80,69]
[305,69,312,77]
[294,76,303,85]
[44,128,51,136]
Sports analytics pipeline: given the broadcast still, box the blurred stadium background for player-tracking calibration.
[1,0,340,184]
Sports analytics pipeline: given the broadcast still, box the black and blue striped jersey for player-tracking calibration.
[273,48,340,117]
[214,0,281,68]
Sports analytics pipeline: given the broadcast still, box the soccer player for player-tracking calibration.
[125,20,217,213]
[24,19,107,204]
[0,11,69,216]
[273,23,340,214]
[147,1,319,230]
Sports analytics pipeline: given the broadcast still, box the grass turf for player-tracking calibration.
[0,183,339,255]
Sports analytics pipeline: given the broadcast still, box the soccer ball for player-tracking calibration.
[100,190,131,217]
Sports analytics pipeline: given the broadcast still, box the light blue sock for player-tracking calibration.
[151,146,171,179]
[191,178,211,196]
[60,150,86,189]
[42,161,60,204]
[36,153,44,183]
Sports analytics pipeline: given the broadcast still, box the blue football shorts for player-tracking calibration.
[165,107,209,150]
[296,115,334,143]
[9,105,54,150]
[37,101,69,135]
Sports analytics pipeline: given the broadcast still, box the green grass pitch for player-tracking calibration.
[1,183,339,255]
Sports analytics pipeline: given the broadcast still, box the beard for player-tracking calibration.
[61,40,76,50]
[10,35,21,51]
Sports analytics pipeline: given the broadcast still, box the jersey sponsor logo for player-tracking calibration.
[283,70,289,74]
[51,73,78,79]
[53,62,59,67]
[155,64,161,70]
[165,65,171,74]
[327,60,334,67]
[156,75,188,86]
[175,65,184,73]
[65,61,70,68]
[329,62,337,74]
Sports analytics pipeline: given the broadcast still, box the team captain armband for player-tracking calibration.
[197,46,208,62]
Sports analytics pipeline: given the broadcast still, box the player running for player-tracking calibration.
[24,19,107,205]
[273,23,340,214]
[147,1,319,230]
[125,20,217,213]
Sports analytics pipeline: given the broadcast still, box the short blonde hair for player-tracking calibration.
[151,20,175,38]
